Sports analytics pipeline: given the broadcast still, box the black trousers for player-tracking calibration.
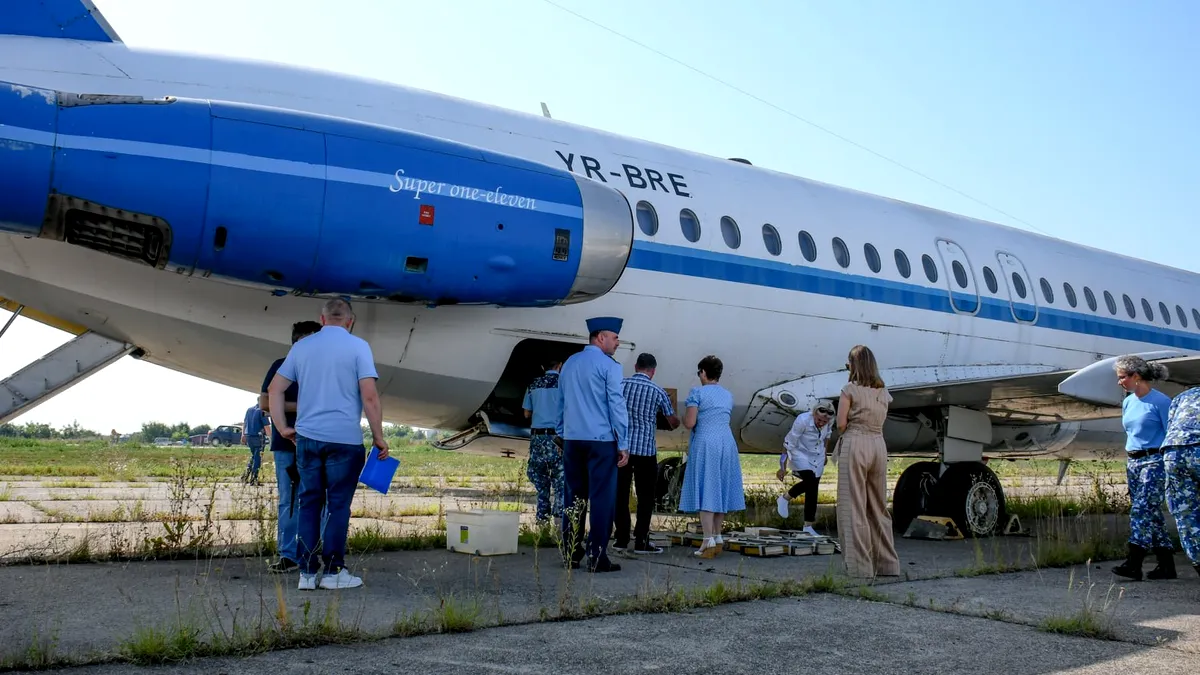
[614,454,658,546]
[787,469,821,523]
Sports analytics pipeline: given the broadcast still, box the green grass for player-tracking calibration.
[0,437,523,481]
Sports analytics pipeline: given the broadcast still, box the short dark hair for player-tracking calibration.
[697,355,723,381]
[635,353,657,370]
[291,320,321,343]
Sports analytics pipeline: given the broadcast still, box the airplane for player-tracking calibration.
[2,0,1199,539]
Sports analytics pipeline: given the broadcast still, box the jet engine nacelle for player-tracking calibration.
[0,82,633,307]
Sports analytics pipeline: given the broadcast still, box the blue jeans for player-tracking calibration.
[295,436,366,575]
[245,439,264,482]
[273,449,300,563]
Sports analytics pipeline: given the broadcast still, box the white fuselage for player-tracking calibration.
[1,36,1196,458]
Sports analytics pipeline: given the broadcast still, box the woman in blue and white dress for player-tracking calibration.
[679,355,746,558]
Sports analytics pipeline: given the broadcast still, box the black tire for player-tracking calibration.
[655,456,684,512]
[928,462,1006,538]
[891,460,941,533]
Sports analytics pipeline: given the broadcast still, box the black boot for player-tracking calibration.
[1112,543,1146,581]
[1146,547,1177,580]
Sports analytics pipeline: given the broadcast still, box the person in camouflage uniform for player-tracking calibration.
[523,359,566,522]
[1163,385,1200,578]
[1111,355,1176,581]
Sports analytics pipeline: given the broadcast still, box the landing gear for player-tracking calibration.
[654,456,685,512]
[890,407,1008,538]
[892,460,1006,538]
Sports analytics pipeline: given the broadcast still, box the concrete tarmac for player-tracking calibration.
[2,515,1197,673]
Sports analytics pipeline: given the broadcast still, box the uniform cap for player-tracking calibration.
[586,316,623,335]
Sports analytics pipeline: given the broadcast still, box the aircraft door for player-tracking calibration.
[935,239,979,314]
[995,251,1038,323]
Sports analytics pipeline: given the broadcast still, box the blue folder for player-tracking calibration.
[359,446,400,494]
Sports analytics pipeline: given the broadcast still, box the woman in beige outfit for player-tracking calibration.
[834,345,901,578]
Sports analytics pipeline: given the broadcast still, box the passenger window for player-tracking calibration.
[762,224,782,256]
[894,249,911,278]
[1122,294,1136,319]
[832,237,850,268]
[635,201,658,236]
[679,209,701,243]
[921,254,938,283]
[1063,283,1077,308]
[798,230,817,262]
[1104,291,1117,315]
[1160,302,1171,326]
[1194,308,1200,328]
[1011,272,1027,299]
[1177,305,1188,328]
[1084,287,1097,312]
[720,216,741,249]
[864,243,881,273]
[1142,298,1154,323]
[982,266,998,294]
[952,261,968,289]
[1039,278,1054,304]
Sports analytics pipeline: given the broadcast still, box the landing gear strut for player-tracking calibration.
[890,407,1007,538]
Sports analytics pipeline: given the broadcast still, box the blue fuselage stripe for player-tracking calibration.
[0,125,585,218]
[628,241,1200,350]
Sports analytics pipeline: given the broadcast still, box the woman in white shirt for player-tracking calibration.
[776,402,836,536]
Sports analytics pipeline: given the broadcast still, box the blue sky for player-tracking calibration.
[3,0,1198,432]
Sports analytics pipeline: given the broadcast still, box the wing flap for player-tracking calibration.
[889,351,1200,421]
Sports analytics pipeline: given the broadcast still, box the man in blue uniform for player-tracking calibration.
[241,403,270,485]
[523,359,565,522]
[557,316,630,573]
[260,320,322,574]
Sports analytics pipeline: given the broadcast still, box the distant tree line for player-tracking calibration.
[0,420,101,440]
[1,420,450,445]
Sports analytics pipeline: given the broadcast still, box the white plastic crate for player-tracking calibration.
[445,509,520,556]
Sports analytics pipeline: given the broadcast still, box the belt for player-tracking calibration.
[530,428,557,436]
[1127,447,1161,459]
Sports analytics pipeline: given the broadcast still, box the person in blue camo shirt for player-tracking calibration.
[522,358,566,522]
[1163,385,1200,578]
[1111,355,1176,581]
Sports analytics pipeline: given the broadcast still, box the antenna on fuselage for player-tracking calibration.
[540,102,552,119]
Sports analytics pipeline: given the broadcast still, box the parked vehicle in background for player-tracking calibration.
[207,425,243,447]
[152,437,172,446]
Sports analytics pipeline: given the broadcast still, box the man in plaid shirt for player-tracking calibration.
[614,353,680,554]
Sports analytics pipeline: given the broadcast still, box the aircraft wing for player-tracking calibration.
[887,351,1200,421]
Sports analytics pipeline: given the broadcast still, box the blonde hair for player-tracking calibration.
[847,345,885,389]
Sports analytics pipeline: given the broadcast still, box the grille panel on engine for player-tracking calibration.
[63,210,166,268]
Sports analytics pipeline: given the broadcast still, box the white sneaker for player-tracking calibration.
[777,496,790,519]
[802,525,819,537]
[715,534,724,545]
[318,568,363,590]
[298,573,317,591]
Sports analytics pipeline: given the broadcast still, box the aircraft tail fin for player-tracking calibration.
[0,0,121,43]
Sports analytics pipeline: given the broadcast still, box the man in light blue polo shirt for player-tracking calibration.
[268,297,389,591]
[557,316,629,573]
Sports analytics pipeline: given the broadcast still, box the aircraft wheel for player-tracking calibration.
[655,456,684,512]
[929,462,1006,538]
[891,461,941,533]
